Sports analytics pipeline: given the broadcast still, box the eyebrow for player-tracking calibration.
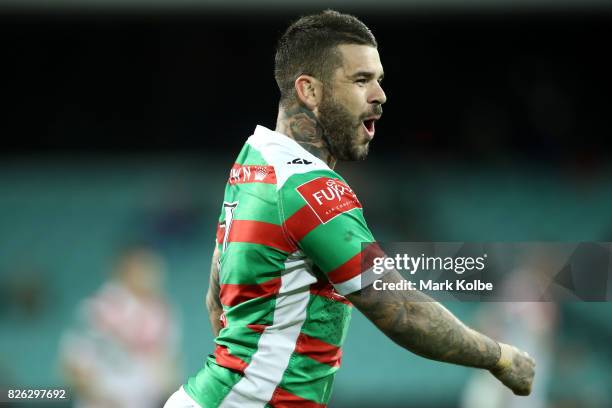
[349,71,385,81]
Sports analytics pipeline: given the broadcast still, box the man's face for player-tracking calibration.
[317,44,386,161]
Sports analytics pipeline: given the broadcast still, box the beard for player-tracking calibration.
[318,92,376,161]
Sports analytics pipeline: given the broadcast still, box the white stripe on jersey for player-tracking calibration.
[218,256,312,408]
[333,264,392,296]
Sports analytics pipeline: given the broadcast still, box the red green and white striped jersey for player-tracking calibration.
[184,125,384,407]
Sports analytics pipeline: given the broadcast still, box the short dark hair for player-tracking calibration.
[274,10,377,106]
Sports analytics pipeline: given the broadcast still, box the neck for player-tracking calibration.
[275,102,337,168]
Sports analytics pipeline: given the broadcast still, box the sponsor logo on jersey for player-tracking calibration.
[287,158,313,165]
[228,164,276,185]
[296,177,362,223]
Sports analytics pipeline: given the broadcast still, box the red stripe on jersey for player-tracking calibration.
[228,163,277,185]
[246,324,268,333]
[327,242,385,284]
[220,277,281,307]
[215,345,248,374]
[229,220,296,253]
[294,333,342,368]
[310,280,352,306]
[283,205,321,243]
[269,387,326,408]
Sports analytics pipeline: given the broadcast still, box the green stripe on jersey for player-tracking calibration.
[219,184,279,224]
[185,357,243,407]
[220,295,276,328]
[298,209,373,273]
[234,143,268,166]
[216,333,260,365]
[300,296,352,347]
[280,355,338,403]
[220,242,287,284]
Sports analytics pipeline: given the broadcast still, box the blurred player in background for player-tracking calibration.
[165,10,535,407]
[60,245,181,408]
[462,249,559,408]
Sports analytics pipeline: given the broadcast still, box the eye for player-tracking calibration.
[355,78,368,85]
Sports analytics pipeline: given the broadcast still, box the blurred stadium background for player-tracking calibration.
[1,0,611,407]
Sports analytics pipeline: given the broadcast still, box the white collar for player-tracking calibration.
[251,125,330,170]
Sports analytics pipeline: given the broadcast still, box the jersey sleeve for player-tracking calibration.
[278,170,386,295]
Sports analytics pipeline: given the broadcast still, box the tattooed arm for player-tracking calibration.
[205,246,223,337]
[347,269,535,395]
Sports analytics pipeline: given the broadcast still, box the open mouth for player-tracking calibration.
[362,119,377,140]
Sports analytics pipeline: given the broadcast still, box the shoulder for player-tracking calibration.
[246,125,333,190]
[246,126,363,222]
[280,171,362,222]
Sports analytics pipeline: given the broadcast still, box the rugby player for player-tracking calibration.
[165,10,535,407]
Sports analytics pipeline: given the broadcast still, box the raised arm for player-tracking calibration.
[205,246,223,337]
[346,269,535,396]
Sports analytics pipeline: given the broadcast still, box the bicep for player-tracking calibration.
[206,246,221,309]
[206,246,223,336]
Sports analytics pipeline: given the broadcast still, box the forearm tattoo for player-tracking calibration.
[347,270,501,369]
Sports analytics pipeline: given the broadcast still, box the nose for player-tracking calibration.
[369,81,387,105]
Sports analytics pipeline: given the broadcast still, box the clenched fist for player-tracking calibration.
[490,342,536,396]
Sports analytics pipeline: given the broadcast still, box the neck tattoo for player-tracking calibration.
[275,103,336,168]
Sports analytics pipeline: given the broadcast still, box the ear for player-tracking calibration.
[294,75,322,110]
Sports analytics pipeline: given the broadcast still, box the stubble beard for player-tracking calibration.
[317,91,369,162]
